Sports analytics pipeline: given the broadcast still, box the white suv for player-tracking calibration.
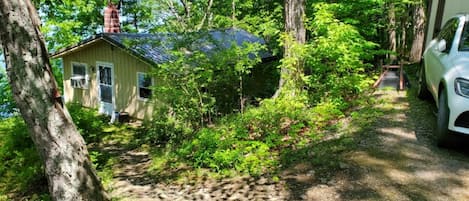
[419,14,469,146]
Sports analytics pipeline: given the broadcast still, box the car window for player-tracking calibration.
[437,18,459,53]
[459,21,469,51]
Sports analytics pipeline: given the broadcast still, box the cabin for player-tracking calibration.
[425,0,469,47]
[50,30,273,120]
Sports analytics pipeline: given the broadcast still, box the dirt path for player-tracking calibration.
[302,90,469,201]
[109,89,469,201]
[110,147,289,200]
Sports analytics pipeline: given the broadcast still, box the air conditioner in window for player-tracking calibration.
[71,75,88,89]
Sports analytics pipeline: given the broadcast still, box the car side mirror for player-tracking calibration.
[437,39,447,52]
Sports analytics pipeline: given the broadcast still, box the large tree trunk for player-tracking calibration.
[284,0,305,51]
[273,0,306,98]
[409,1,425,63]
[0,1,109,200]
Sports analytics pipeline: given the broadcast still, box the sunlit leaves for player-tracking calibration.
[306,2,378,105]
[38,0,105,51]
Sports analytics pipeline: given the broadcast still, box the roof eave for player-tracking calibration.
[49,34,104,59]
[49,33,158,67]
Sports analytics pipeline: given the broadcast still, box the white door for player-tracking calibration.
[97,62,114,116]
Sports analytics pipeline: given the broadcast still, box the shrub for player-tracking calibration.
[172,96,341,176]
[67,102,107,143]
[0,105,113,198]
[306,3,376,106]
[0,117,47,197]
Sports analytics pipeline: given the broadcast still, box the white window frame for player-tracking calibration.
[137,72,153,101]
[71,62,89,89]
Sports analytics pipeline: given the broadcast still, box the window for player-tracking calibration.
[459,22,469,51]
[437,18,459,53]
[71,62,88,89]
[137,72,152,100]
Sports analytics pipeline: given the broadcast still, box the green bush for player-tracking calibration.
[67,102,107,143]
[0,105,112,199]
[0,117,47,197]
[139,104,194,145]
[172,96,341,176]
[306,3,376,107]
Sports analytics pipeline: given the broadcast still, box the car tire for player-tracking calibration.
[436,88,452,147]
[417,62,431,99]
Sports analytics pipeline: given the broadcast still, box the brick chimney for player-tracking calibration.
[104,1,120,33]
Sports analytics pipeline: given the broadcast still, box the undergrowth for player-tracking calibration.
[67,104,117,191]
[147,94,380,178]
[67,102,108,144]
[0,104,119,200]
[145,9,380,177]
[0,117,49,200]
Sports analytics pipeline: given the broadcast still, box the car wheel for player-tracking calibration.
[436,88,452,147]
[417,62,431,99]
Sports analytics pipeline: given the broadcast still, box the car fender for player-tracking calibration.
[436,79,448,109]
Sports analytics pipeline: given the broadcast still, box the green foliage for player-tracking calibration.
[211,0,284,54]
[0,69,15,118]
[0,117,47,197]
[120,0,156,32]
[309,0,421,58]
[154,96,343,176]
[144,32,271,144]
[275,33,310,98]
[143,105,193,145]
[306,3,377,106]
[89,151,116,191]
[67,102,107,144]
[150,0,284,55]
[0,107,113,198]
[38,0,106,51]
[50,59,64,94]
[310,0,387,41]
[146,1,385,176]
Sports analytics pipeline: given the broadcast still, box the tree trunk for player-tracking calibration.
[388,2,397,63]
[399,7,407,60]
[0,1,109,200]
[273,0,306,98]
[410,1,425,63]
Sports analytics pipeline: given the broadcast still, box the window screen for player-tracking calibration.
[137,72,152,99]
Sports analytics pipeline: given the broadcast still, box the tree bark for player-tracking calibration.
[410,1,425,63]
[0,1,109,200]
[273,0,306,98]
[388,2,398,63]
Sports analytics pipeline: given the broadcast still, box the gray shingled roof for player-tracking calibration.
[51,28,272,65]
[104,33,173,64]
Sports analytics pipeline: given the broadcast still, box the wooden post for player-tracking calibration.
[399,60,404,90]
